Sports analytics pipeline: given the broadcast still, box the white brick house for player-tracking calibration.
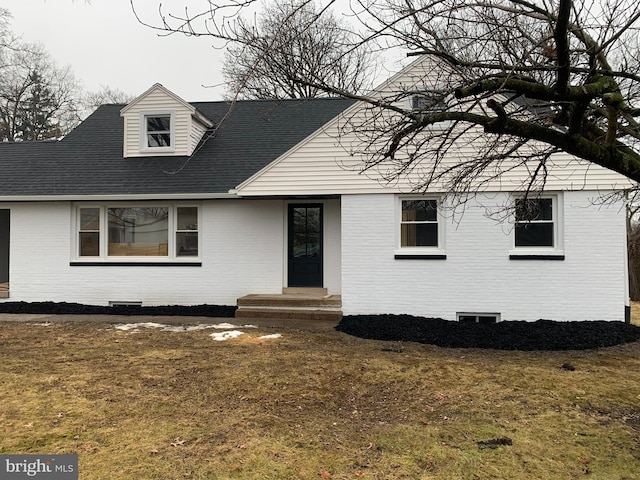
[0,59,632,322]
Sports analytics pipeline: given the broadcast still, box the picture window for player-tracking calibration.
[76,205,199,260]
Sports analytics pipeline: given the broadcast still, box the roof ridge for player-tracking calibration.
[189,97,353,106]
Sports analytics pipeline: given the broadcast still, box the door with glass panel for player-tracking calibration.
[288,204,323,287]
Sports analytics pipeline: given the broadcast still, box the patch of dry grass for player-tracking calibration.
[631,301,640,326]
[1,317,639,480]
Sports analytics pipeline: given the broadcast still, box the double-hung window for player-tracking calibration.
[396,197,446,259]
[514,197,554,247]
[141,112,174,152]
[75,205,199,261]
[175,207,199,256]
[511,195,564,259]
[78,208,101,257]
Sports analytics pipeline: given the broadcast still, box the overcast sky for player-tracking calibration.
[2,0,227,101]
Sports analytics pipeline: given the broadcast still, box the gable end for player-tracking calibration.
[120,84,213,158]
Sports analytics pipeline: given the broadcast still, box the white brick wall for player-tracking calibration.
[341,192,627,321]
[3,193,627,319]
[3,199,342,306]
[5,201,282,306]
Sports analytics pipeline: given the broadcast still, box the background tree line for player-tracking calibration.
[0,7,131,142]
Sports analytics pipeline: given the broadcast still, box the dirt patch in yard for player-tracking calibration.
[336,315,640,350]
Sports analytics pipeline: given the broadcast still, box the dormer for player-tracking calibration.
[120,83,214,158]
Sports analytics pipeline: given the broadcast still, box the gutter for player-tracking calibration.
[0,192,239,202]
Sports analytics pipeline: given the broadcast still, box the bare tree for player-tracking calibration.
[338,0,640,194]
[0,9,88,141]
[0,43,81,141]
[84,85,134,107]
[221,0,373,99]
[0,8,14,53]
[135,0,640,190]
[627,200,640,300]
[78,85,135,120]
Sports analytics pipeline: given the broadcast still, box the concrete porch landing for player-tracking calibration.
[236,288,342,322]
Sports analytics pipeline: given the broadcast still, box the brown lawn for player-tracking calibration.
[0,314,639,479]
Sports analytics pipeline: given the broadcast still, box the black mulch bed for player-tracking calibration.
[336,315,640,350]
[0,302,237,318]
[3,303,640,350]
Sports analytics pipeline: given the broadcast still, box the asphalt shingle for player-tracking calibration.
[0,98,355,197]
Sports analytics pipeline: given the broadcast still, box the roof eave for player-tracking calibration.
[0,192,239,202]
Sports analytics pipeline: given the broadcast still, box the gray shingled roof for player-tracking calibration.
[0,98,355,198]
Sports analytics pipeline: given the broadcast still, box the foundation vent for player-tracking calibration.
[457,312,500,324]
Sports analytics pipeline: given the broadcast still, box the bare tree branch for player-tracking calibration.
[137,0,640,192]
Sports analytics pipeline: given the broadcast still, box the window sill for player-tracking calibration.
[395,250,447,260]
[139,145,176,153]
[70,261,202,267]
[509,251,565,260]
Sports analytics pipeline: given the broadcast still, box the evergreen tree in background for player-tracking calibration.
[16,71,63,141]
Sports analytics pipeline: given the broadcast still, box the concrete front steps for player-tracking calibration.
[235,288,342,322]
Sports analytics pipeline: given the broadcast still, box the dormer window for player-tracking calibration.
[410,92,447,112]
[408,91,452,130]
[411,94,445,111]
[140,112,175,152]
[121,84,214,157]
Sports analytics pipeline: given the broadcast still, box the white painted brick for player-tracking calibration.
[2,193,627,320]
[341,192,627,321]
[3,199,342,306]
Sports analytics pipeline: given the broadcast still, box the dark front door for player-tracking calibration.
[288,204,323,287]
[0,210,9,284]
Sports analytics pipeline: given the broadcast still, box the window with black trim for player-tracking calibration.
[396,196,446,259]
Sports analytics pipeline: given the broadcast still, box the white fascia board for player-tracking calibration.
[193,109,215,128]
[0,193,239,202]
